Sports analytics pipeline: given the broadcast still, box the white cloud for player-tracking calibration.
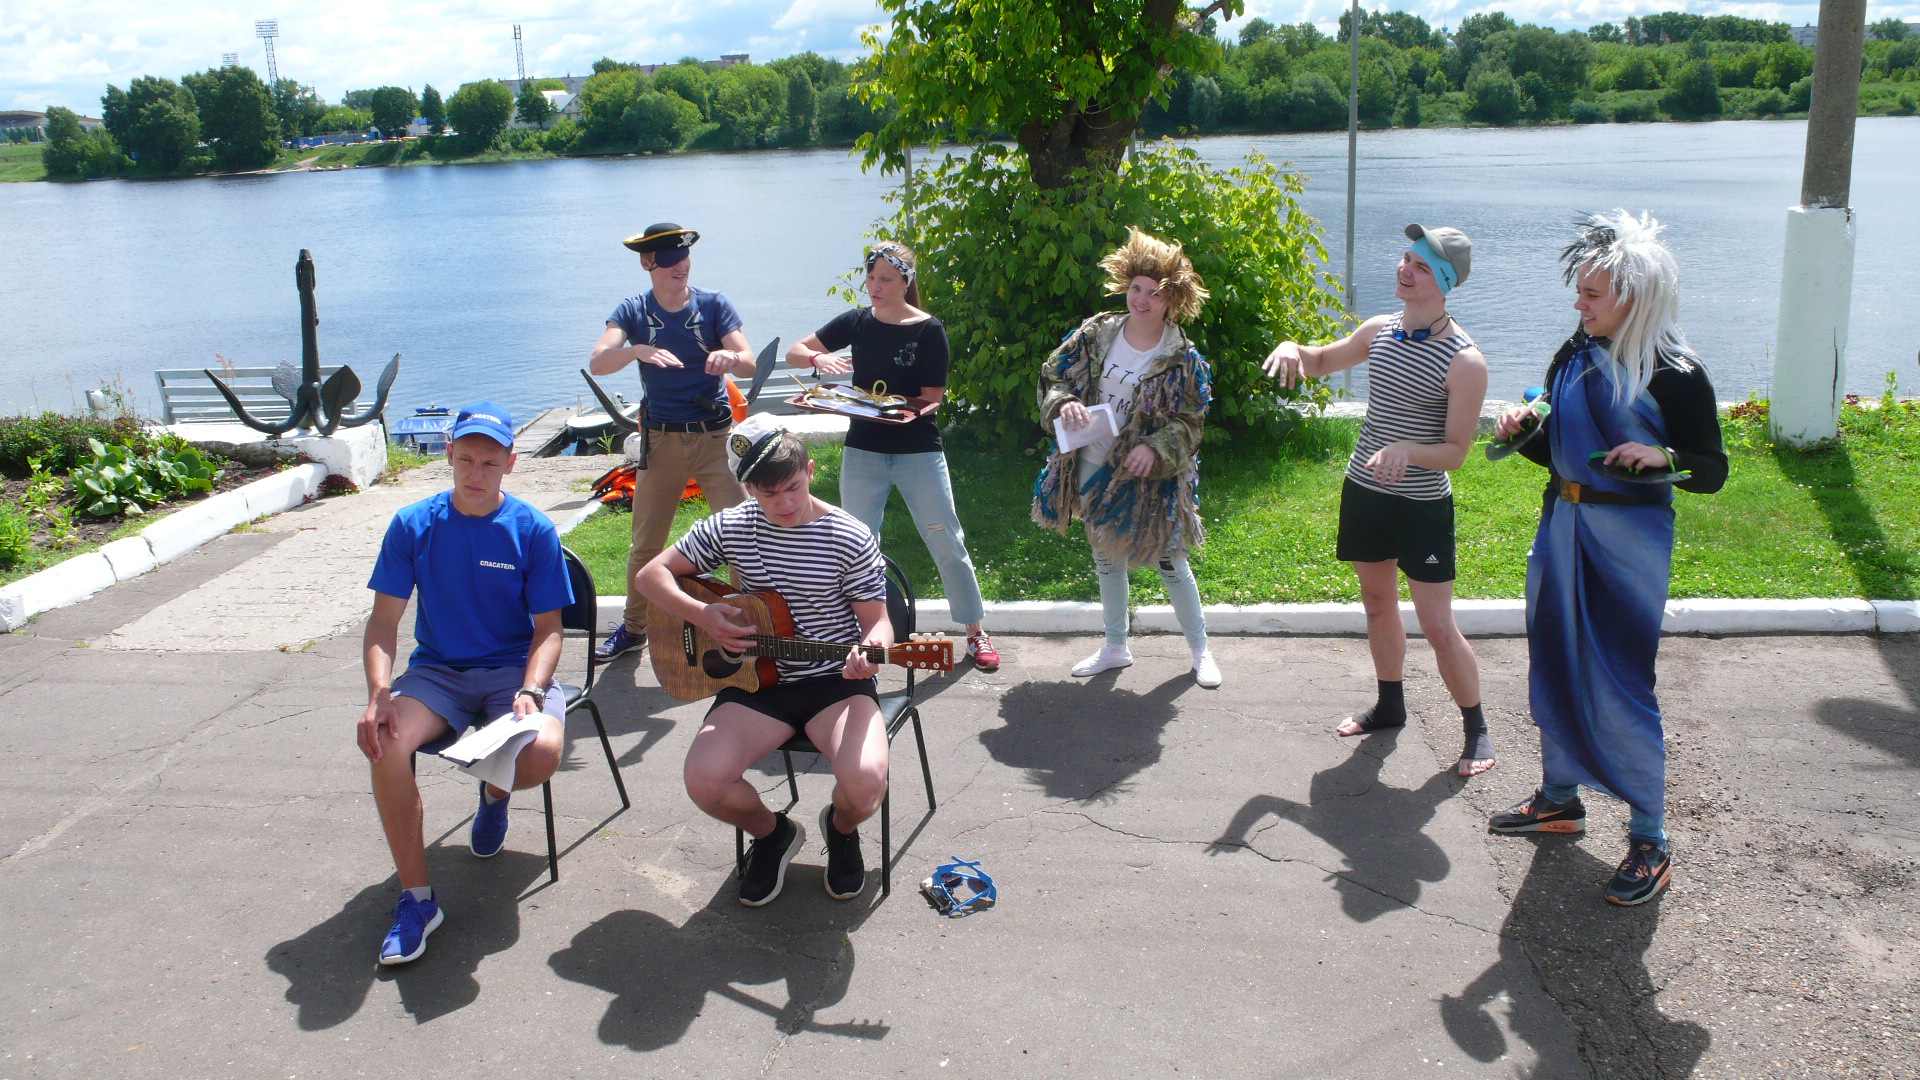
[773,0,884,32]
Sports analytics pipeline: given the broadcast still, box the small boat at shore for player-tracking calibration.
[388,405,453,454]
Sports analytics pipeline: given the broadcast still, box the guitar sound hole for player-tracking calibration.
[701,651,743,679]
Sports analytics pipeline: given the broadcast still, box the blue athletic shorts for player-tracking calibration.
[391,665,565,735]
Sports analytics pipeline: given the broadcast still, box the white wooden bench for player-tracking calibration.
[154,366,377,424]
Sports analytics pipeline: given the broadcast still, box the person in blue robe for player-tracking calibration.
[1486,210,1728,906]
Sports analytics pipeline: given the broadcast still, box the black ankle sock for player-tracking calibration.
[1373,680,1406,724]
[1460,704,1488,737]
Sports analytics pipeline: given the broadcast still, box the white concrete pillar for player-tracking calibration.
[1769,204,1855,445]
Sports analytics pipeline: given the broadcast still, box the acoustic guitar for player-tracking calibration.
[648,574,954,702]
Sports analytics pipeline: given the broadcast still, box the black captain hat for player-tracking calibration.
[623,222,700,264]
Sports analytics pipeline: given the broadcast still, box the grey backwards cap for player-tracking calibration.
[1404,224,1473,287]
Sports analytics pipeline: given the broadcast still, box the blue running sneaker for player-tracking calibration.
[379,893,444,966]
[594,625,646,662]
[471,783,510,858]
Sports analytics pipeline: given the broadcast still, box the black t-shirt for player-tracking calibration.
[814,307,950,455]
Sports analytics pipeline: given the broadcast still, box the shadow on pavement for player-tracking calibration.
[550,879,886,1051]
[1442,839,1711,1079]
[1205,733,1456,921]
[1814,636,1920,770]
[266,849,552,1029]
[976,671,1190,801]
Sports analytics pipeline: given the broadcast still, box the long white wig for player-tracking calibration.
[1560,210,1692,405]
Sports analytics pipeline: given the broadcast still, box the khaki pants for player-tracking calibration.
[622,428,746,634]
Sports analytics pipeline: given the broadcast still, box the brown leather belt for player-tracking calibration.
[642,416,731,433]
[1554,478,1652,506]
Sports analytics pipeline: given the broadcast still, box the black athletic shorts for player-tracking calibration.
[1335,477,1457,583]
[712,674,879,733]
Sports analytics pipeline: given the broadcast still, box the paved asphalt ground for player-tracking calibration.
[1,461,1914,1079]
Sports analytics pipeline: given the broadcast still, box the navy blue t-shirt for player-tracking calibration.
[607,287,745,423]
[367,492,575,669]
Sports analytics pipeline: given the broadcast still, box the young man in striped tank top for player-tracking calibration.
[1263,225,1495,778]
[636,416,895,906]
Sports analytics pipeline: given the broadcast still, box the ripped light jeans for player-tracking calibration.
[1094,549,1208,650]
[839,447,987,627]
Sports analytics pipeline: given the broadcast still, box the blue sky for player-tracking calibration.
[4,1,1912,115]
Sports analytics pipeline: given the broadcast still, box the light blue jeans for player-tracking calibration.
[1094,549,1208,651]
[839,447,987,628]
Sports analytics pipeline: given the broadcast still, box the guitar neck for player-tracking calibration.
[744,635,886,664]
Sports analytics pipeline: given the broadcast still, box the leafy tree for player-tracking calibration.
[785,70,817,143]
[1238,17,1276,46]
[184,66,281,170]
[1589,23,1624,44]
[1286,72,1346,129]
[445,80,513,148]
[1273,22,1328,56]
[856,0,1240,189]
[1398,87,1422,127]
[515,84,554,130]
[1358,59,1399,125]
[1450,12,1518,81]
[527,78,567,91]
[341,89,377,111]
[100,84,130,143]
[591,57,636,75]
[421,85,446,135]
[269,79,325,137]
[1339,9,1442,51]
[1487,26,1594,118]
[1466,64,1524,125]
[624,91,701,151]
[1872,17,1911,42]
[711,64,788,149]
[577,69,646,146]
[318,106,371,133]
[819,81,891,141]
[651,64,711,117]
[1662,59,1722,117]
[119,76,201,170]
[1188,75,1221,128]
[368,86,417,138]
[1606,51,1660,91]
[1754,42,1812,91]
[40,106,88,176]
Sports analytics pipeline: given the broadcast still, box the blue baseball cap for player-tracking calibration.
[451,402,515,448]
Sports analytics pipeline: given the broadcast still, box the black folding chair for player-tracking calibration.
[416,546,630,883]
[732,554,937,896]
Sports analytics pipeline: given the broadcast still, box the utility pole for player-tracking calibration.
[514,25,527,87]
[1770,0,1867,445]
[255,20,279,82]
[1343,0,1361,393]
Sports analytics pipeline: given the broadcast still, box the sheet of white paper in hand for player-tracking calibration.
[1053,403,1118,453]
[434,712,547,792]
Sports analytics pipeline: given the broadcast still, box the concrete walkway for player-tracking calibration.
[1,462,1914,1079]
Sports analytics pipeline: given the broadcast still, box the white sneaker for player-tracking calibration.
[1071,644,1133,677]
[1191,648,1222,688]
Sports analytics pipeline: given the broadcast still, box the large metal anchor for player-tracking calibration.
[203,249,400,436]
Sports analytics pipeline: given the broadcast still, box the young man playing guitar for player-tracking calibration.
[637,416,893,905]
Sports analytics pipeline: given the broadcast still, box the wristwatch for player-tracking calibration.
[515,685,547,708]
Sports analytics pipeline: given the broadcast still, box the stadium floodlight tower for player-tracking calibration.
[256,19,280,82]
[514,24,527,85]
[222,52,240,68]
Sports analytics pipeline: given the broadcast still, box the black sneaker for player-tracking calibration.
[1488,790,1587,835]
[738,813,805,908]
[1606,841,1673,906]
[818,804,866,900]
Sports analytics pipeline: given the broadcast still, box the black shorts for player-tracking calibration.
[712,674,879,733]
[1335,478,1456,583]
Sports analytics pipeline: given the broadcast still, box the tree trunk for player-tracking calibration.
[1017,0,1190,189]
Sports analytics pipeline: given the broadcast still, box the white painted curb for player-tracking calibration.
[0,463,328,632]
[584,594,1918,639]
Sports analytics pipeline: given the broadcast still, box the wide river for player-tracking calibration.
[1,118,1914,421]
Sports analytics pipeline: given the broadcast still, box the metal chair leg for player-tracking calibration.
[582,699,629,808]
[910,708,935,811]
[880,790,892,896]
[542,781,558,884]
[780,749,801,812]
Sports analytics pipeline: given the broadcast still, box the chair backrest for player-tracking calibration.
[881,554,915,638]
[559,546,600,691]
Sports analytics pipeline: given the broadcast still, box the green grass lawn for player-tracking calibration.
[565,400,1920,605]
[0,143,47,182]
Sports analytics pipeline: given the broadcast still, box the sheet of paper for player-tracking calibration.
[434,712,547,792]
[1052,403,1118,453]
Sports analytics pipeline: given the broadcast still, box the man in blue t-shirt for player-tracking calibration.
[589,222,757,662]
[358,402,575,966]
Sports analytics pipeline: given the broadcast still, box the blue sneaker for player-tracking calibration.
[594,625,646,662]
[378,893,444,966]
[471,783,510,858]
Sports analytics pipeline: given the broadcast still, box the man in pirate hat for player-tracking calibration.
[590,222,758,660]
[637,415,894,905]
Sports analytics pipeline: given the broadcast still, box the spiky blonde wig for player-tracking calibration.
[1560,210,1690,405]
[1099,227,1209,325]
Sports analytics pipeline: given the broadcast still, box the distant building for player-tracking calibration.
[509,89,579,129]
[0,110,104,134]
[1794,21,1920,47]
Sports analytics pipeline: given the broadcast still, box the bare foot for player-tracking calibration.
[1457,755,1497,777]
[1335,706,1405,737]
[1458,731,1496,777]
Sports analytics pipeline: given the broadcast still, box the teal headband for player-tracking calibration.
[1409,236,1458,295]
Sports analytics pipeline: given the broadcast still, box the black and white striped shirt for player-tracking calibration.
[674,502,887,680]
[1347,314,1475,501]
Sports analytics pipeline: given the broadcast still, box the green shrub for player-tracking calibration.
[0,500,29,568]
[1788,76,1813,111]
[1896,91,1918,116]
[1613,97,1659,122]
[1751,88,1790,116]
[1466,64,1523,125]
[69,438,220,518]
[1662,60,1724,118]
[889,143,1343,446]
[1569,97,1608,123]
[0,413,152,477]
